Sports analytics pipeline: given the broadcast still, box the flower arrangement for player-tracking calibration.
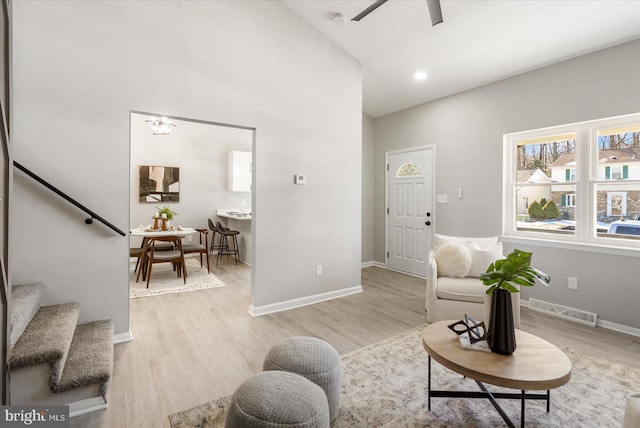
[154,205,178,220]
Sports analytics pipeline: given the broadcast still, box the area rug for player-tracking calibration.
[168,325,640,427]
[130,256,226,299]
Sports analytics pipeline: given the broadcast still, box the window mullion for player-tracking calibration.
[574,128,592,241]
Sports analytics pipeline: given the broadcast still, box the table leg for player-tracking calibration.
[547,390,550,412]
[426,355,551,427]
[428,355,432,411]
[521,390,525,427]
[136,237,150,283]
[476,381,516,428]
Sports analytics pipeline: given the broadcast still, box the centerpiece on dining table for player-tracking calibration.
[153,206,178,231]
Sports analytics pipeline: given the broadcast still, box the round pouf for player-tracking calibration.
[623,392,640,428]
[225,371,329,428]
[263,336,342,421]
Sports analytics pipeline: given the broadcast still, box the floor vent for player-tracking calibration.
[528,298,598,327]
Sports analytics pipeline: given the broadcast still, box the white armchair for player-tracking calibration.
[425,234,520,328]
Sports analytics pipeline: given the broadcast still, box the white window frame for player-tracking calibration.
[503,113,640,254]
[566,193,576,207]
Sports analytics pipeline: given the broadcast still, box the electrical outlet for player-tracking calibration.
[187,235,193,242]
[568,277,578,290]
[316,265,323,276]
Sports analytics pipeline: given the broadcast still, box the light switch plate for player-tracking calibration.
[436,194,448,203]
[295,174,306,185]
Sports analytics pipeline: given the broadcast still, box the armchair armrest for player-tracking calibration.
[425,249,438,320]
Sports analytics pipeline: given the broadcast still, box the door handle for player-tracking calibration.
[426,212,431,217]
[425,221,431,226]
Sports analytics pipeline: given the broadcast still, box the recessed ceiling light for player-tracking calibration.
[414,71,427,80]
[331,12,346,26]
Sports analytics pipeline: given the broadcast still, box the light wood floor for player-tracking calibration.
[74,259,640,427]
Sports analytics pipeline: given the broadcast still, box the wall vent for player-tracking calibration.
[528,298,598,327]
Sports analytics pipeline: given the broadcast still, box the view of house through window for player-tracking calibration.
[595,125,640,239]
[506,114,640,245]
[515,133,576,235]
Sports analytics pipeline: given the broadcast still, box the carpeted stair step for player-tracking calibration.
[55,320,113,398]
[10,283,46,346]
[9,302,80,388]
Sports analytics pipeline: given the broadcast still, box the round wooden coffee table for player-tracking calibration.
[422,320,572,427]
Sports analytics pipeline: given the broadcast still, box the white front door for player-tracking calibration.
[387,147,434,277]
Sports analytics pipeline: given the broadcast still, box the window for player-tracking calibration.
[504,113,640,247]
[605,165,628,180]
[565,194,576,207]
[396,162,422,178]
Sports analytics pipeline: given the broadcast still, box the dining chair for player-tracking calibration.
[181,228,210,273]
[130,240,174,273]
[131,235,175,280]
[130,246,144,274]
[138,236,187,288]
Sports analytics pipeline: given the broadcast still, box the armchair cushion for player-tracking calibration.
[467,242,504,278]
[436,277,486,303]
[435,234,499,250]
[434,242,471,278]
[434,234,503,278]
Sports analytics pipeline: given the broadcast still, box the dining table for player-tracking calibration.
[130,226,198,283]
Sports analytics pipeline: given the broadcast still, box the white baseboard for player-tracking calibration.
[520,299,640,338]
[596,319,640,338]
[113,330,133,344]
[69,396,108,418]
[249,285,363,317]
[361,261,386,269]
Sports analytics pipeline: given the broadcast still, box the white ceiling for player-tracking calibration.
[283,0,640,118]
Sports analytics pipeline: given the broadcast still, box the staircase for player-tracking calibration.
[8,283,114,417]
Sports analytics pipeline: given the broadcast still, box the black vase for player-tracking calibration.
[488,288,516,355]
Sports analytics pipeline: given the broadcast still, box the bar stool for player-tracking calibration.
[216,221,240,265]
[207,218,228,256]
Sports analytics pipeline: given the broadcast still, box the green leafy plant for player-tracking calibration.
[542,200,559,219]
[527,201,544,220]
[156,205,178,220]
[480,249,549,294]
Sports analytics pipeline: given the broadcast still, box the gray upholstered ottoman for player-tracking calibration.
[225,371,329,428]
[263,336,342,421]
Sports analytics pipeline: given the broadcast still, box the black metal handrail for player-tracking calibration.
[13,161,126,237]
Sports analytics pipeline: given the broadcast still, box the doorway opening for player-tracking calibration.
[128,111,255,306]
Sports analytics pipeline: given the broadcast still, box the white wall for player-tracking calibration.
[11,1,362,334]
[362,113,375,264]
[374,40,640,329]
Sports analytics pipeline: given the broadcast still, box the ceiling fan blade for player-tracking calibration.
[426,0,443,26]
[351,0,389,22]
